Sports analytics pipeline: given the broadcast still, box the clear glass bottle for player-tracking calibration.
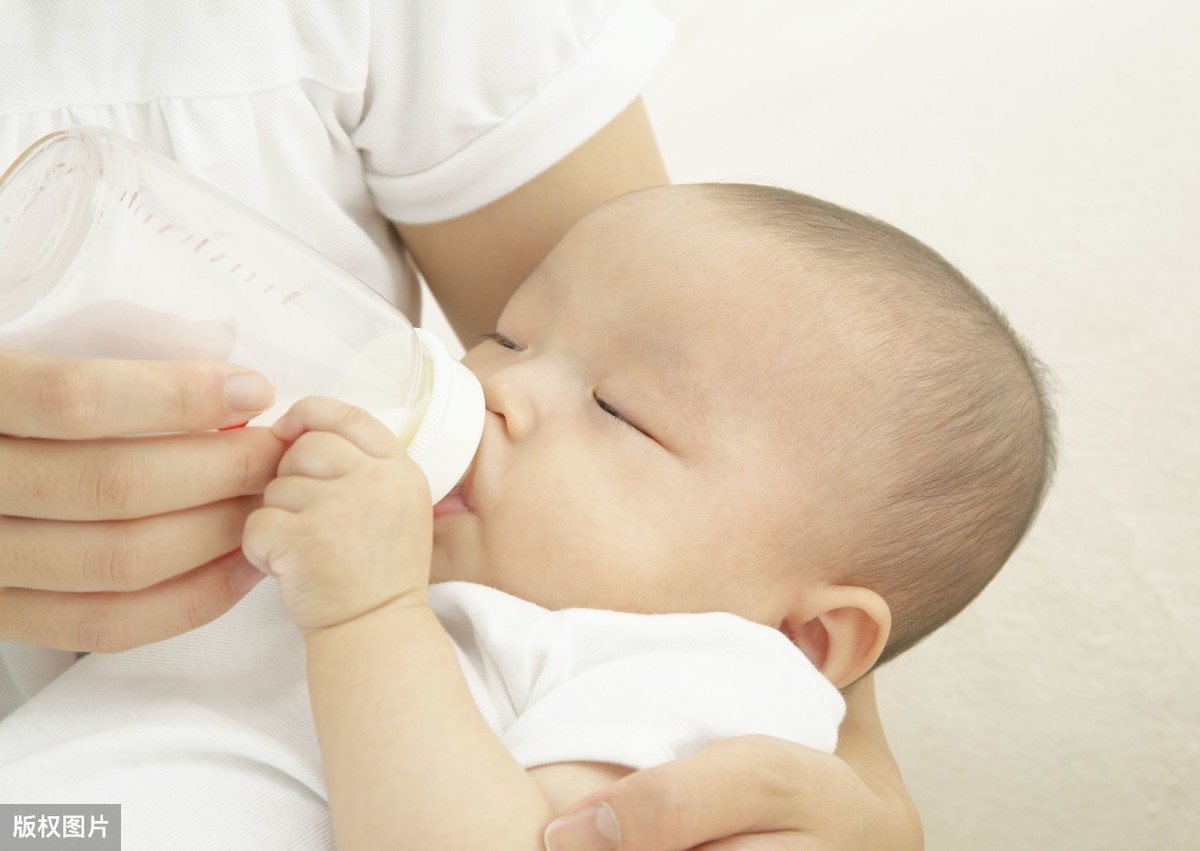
[0,127,482,502]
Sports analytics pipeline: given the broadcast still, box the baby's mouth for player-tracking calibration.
[433,488,467,518]
[433,468,474,519]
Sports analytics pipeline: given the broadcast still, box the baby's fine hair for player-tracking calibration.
[694,183,1056,666]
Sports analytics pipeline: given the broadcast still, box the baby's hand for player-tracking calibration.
[243,397,433,632]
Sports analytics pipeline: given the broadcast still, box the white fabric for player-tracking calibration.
[0,0,672,719]
[0,0,672,342]
[437,582,844,768]
[0,585,330,849]
[0,581,842,849]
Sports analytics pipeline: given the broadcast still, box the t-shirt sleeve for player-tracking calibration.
[351,0,674,224]
[429,583,846,772]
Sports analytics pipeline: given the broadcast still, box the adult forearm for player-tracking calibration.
[398,99,668,343]
[835,675,924,848]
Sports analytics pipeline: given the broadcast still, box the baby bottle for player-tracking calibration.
[0,127,482,502]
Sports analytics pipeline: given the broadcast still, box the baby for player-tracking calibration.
[242,183,1056,848]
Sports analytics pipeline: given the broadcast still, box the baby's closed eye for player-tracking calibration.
[593,392,653,440]
[481,331,523,351]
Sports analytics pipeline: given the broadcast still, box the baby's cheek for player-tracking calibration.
[429,522,484,584]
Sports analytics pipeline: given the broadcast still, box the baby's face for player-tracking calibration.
[430,189,846,623]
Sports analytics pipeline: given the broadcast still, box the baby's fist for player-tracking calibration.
[242,398,433,631]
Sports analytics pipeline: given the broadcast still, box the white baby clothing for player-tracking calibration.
[0,581,844,850]
[434,582,843,769]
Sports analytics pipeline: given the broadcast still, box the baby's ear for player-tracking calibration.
[782,585,891,690]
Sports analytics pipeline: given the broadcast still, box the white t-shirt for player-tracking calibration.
[0,0,672,716]
[0,582,843,850]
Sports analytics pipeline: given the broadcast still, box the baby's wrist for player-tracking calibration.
[296,587,431,637]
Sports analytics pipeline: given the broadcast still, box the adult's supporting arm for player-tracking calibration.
[544,675,924,850]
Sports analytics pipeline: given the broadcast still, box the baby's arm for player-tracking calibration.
[243,398,626,850]
[304,598,630,848]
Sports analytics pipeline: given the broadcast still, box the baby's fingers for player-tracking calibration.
[276,430,367,479]
[260,475,332,514]
[272,397,400,459]
[241,505,297,578]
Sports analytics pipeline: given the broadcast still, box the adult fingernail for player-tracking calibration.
[225,371,275,413]
[544,803,621,851]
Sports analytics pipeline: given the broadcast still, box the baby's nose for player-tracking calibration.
[482,374,534,441]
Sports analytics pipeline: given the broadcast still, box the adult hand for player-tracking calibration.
[0,348,286,652]
[544,675,922,851]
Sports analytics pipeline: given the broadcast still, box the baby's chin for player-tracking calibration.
[428,533,484,586]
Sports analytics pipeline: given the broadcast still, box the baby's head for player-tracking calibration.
[431,184,1055,687]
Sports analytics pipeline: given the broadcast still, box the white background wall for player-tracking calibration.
[644,2,1200,849]
[423,1,1200,848]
